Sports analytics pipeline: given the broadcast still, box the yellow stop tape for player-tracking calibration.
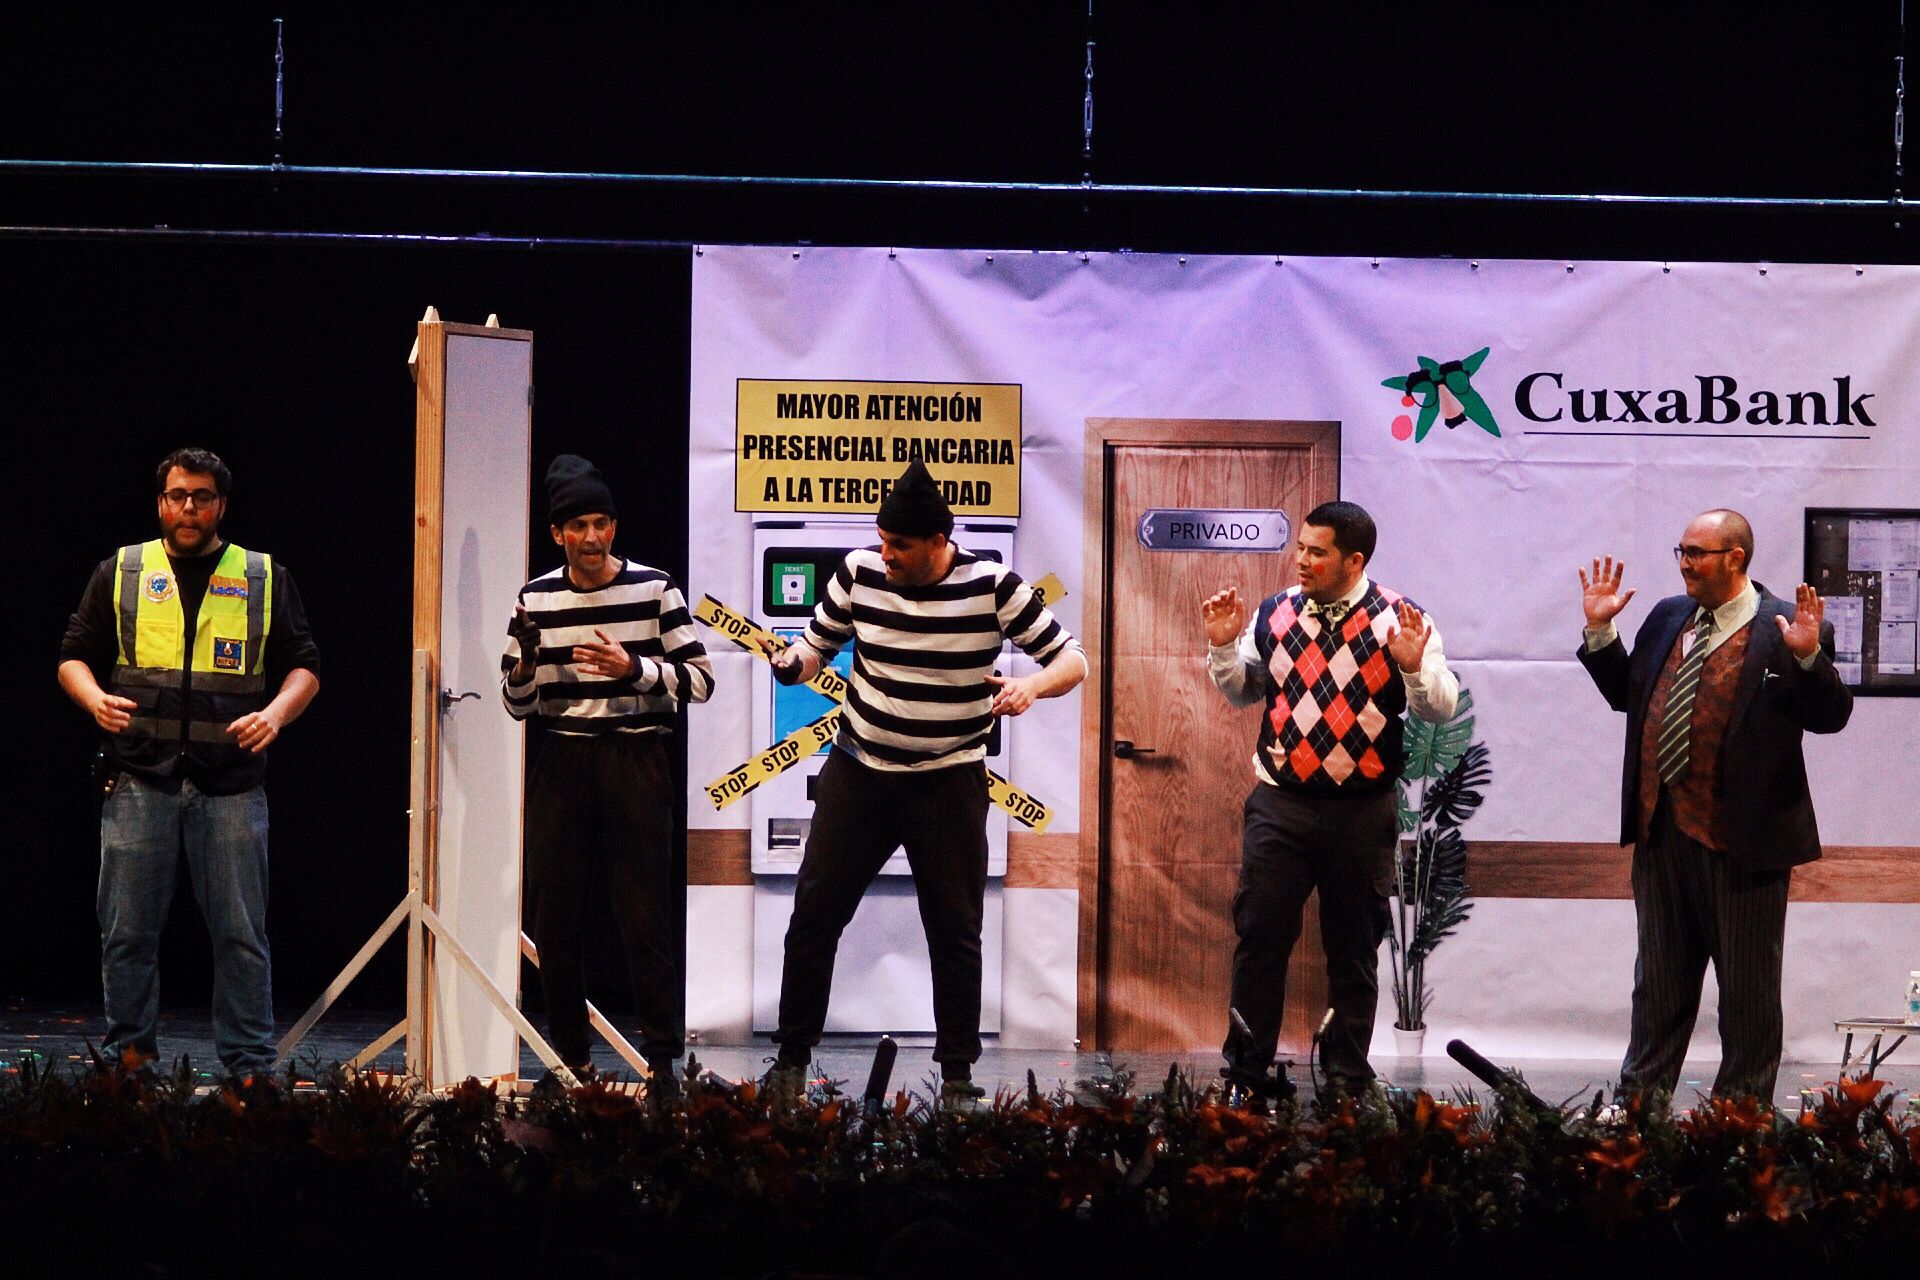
[693,579,1069,831]
[692,594,849,702]
[985,769,1053,834]
[704,709,844,811]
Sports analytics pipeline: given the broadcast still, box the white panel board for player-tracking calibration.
[432,332,531,1080]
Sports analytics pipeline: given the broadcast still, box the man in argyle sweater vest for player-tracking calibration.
[1578,508,1849,1100]
[1205,501,1459,1100]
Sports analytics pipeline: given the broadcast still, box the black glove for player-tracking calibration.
[509,605,541,668]
[770,643,808,687]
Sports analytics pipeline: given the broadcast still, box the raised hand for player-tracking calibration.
[509,604,541,669]
[1776,582,1825,660]
[1386,600,1430,673]
[572,628,637,681]
[1578,556,1637,628]
[1201,587,1248,648]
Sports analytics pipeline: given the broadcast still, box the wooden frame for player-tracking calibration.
[1076,418,1341,1048]
[278,316,580,1089]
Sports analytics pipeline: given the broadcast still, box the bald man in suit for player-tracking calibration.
[1578,509,1851,1101]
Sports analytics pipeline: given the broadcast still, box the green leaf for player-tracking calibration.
[1382,375,1409,391]
[1459,387,1502,437]
[1395,781,1419,834]
[1413,401,1440,442]
[1417,355,1440,374]
[1422,742,1492,828]
[1461,345,1490,374]
[1401,687,1474,780]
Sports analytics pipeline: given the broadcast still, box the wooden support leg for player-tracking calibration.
[273,895,413,1068]
[519,931,651,1078]
[424,906,576,1087]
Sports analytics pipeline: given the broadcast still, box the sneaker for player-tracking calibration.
[938,1078,987,1112]
[761,1059,809,1105]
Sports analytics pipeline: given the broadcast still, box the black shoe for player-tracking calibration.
[647,1062,681,1106]
[533,1062,593,1098]
[1222,1065,1295,1110]
[1223,1080,1269,1114]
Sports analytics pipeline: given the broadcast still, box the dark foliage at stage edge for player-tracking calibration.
[1,1053,1917,1275]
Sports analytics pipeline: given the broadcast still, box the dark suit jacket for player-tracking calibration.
[1576,584,1852,871]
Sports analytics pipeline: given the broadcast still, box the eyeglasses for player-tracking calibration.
[161,488,221,509]
[1672,545,1734,564]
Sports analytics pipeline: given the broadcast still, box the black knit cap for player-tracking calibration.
[546,454,618,524]
[876,460,953,538]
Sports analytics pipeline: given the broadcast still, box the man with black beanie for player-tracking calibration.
[502,454,713,1095]
[762,460,1086,1105]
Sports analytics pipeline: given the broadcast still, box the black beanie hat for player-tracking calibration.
[546,454,618,524]
[876,460,953,538]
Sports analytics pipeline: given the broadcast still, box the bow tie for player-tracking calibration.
[1304,598,1351,624]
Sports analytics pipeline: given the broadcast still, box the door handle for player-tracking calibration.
[440,688,481,712]
[1111,739,1158,760]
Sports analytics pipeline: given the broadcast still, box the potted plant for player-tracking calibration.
[1386,687,1490,1057]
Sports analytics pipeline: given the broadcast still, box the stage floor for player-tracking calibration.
[6,1002,1914,1111]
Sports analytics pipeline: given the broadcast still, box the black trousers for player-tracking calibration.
[1621,796,1791,1100]
[1223,782,1397,1085]
[775,748,990,1068]
[524,732,682,1068]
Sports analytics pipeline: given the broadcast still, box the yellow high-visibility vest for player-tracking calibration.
[111,539,272,746]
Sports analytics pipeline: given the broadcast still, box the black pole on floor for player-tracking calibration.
[863,1036,898,1117]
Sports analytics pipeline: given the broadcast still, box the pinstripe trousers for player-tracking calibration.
[1621,796,1792,1101]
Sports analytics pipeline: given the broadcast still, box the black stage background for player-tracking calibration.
[3,5,1913,1013]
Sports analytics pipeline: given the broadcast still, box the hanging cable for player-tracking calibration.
[273,18,286,169]
[1082,3,1095,188]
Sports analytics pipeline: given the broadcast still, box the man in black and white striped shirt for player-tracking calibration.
[764,460,1085,1103]
[501,455,713,1094]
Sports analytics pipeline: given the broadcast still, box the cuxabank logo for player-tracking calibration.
[1381,347,1501,443]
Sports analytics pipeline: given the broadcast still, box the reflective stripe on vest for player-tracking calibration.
[112,540,272,706]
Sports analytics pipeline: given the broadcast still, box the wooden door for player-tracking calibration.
[1083,420,1339,1055]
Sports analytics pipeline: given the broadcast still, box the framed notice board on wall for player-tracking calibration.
[1804,508,1920,696]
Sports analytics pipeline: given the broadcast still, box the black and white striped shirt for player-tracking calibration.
[502,560,714,735]
[801,546,1084,771]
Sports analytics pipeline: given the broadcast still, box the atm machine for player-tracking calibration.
[748,517,1015,1037]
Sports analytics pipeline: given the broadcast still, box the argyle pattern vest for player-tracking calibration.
[1251,582,1411,793]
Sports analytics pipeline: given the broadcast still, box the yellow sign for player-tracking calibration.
[736,379,1021,517]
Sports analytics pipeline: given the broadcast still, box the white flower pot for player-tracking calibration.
[1392,1026,1426,1059]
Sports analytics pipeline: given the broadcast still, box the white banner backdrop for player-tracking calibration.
[687,246,1920,1065]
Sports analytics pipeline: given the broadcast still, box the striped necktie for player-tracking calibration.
[1655,610,1716,785]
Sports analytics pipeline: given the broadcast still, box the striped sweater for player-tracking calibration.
[801,546,1084,771]
[501,560,713,734]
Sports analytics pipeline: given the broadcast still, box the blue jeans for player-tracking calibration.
[98,773,274,1075]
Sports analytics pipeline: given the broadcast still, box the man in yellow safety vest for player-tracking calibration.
[58,447,320,1079]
